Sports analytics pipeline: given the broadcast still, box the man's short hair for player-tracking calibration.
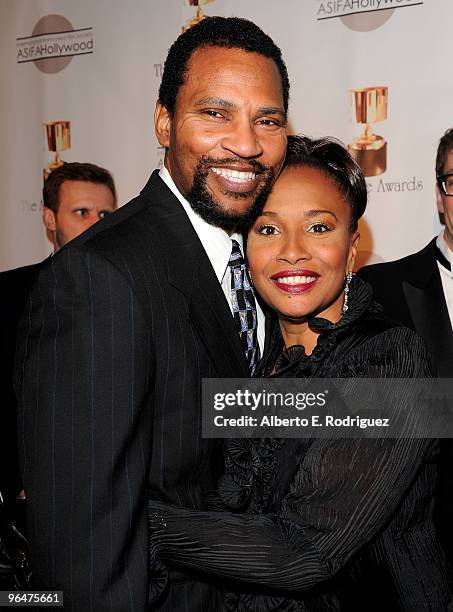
[436,128,453,177]
[43,162,117,213]
[159,16,290,116]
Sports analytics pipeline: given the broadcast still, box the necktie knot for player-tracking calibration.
[228,239,244,269]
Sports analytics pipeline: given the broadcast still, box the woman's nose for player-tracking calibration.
[276,235,312,265]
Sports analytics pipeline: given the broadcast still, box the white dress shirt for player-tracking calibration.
[159,167,265,353]
[436,230,453,329]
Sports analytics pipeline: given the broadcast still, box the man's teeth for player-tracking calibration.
[211,168,256,183]
[276,276,317,285]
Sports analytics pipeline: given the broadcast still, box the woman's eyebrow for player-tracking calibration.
[304,209,338,221]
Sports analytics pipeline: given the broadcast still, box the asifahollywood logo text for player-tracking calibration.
[16,15,93,74]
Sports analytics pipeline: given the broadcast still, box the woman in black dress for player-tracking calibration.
[149,136,450,611]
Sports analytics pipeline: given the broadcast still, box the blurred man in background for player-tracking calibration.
[0,162,117,582]
[359,128,453,570]
[41,162,117,252]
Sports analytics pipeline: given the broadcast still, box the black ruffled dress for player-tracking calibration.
[150,278,451,611]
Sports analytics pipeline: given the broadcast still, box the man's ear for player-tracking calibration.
[154,101,171,148]
[436,183,445,215]
[42,206,57,232]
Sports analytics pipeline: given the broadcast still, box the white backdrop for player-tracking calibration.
[0,0,449,271]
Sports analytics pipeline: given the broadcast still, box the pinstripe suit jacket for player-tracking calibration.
[15,171,248,611]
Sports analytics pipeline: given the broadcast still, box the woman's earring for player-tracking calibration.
[342,271,354,314]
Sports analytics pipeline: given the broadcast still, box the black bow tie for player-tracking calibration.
[435,244,451,271]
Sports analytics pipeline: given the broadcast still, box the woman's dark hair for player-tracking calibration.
[284,135,367,231]
[43,162,117,213]
[158,16,290,116]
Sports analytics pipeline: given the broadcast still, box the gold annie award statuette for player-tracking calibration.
[348,87,388,177]
[43,120,71,180]
[183,0,214,32]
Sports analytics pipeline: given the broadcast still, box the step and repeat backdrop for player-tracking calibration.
[0,0,450,270]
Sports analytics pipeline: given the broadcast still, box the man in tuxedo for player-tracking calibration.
[15,17,289,611]
[359,127,453,568]
[0,162,116,512]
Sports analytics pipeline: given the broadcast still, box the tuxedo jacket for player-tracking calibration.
[359,238,453,566]
[0,261,43,506]
[15,171,249,611]
[359,238,453,376]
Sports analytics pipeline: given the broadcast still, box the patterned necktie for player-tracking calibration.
[228,239,259,373]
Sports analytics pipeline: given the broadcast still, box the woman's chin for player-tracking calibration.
[278,311,311,324]
[277,302,342,325]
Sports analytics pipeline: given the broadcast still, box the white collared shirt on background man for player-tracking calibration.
[436,230,453,329]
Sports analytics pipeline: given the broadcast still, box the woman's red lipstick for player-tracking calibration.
[270,269,319,294]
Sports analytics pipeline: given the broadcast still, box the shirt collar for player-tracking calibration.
[159,166,244,283]
[437,231,453,268]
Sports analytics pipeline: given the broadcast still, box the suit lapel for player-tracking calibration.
[141,171,249,378]
[402,239,453,376]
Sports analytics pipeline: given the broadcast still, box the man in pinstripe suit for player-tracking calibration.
[15,17,289,611]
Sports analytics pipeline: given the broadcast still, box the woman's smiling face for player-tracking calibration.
[247,165,359,326]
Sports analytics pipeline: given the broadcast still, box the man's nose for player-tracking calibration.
[220,118,263,159]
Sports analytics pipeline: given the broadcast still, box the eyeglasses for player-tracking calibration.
[437,173,453,196]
